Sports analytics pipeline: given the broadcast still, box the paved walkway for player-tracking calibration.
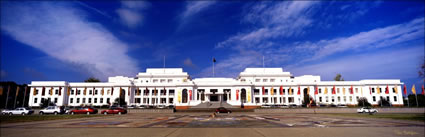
[1,113,424,137]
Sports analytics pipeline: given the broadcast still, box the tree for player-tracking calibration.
[84,77,100,82]
[407,94,425,107]
[39,99,55,108]
[334,74,345,81]
[112,98,127,107]
[357,97,371,107]
[377,97,391,107]
[419,56,425,80]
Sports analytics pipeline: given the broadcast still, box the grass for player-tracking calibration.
[0,114,107,124]
[327,113,425,122]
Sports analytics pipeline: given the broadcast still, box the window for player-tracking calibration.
[331,97,335,102]
[288,97,294,103]
[95,90,98,95]
[77,90,81,95]
[94,98,97,103]
[89,90,92,95]
[135,98,141,103]
[372,88,375,93]
[42,89,45,96]
[169,90,175,95]
[71,90,74,95]
[100,98,104,103]
[373,96,376,102]
[255,79,260,82]
[270,79,275,82]
[319,89,322,94]
[169,98,174,104]
[34,98,38,103]
[153,79,158,83]
[107,98,110,103]
[254,89,260,95]
[255,97,260,103]
[83,98,86,103]
[168,79,173,83]
[160,79,166,83]
[241,79,246,82]
[343,96,346,102]
[319,97,322,102]
[386,96,389,101]
[325,97,329,102]
[262,97,268,103]
[263,79,268,82]
[54,98,58,103]
[144,90,149,95]
[88,98,91,103]
[392,88,396,93]
[35,89,39,95]
[265,89,268,95]
[70,98,73,103]
[55,90,59,95]
[349,96,352,102]
[394,96,397,102]
[77,98,80,103]
[338,97,341,102]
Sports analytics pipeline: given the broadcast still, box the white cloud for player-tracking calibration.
[287,46,424,81]
[116,1,150,28]
[1,2,139,80]
[181,1,216,19]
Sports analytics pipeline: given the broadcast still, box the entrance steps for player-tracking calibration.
[191,102,236,109]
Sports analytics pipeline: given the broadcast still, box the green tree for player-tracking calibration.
[334,74,344,81]
[357,97,371,107]
[39,99,55,108]
[84,77,100,82]
[378,97,391,107]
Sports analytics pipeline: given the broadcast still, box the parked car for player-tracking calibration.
[101,107,127,115]
[157,105,166,109]
[357,107,378,113]
[69,107,98,115]
[261,104,271,108]
[139,105,148,109]
[2,107,34,115]
[289,104,298,108]
[127,105,137,109]
[39,106,65,115]
[337,104,348,108]
[167,105,175,109]
[216,107,232,113]
[280,105,289,108]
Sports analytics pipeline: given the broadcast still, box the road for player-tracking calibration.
[1,113,424,137]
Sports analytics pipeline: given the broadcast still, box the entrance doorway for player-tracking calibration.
[210,95,219,102]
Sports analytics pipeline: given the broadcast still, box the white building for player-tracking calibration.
[28,68,404,109]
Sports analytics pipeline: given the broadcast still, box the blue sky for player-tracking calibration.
[1,1,424,93]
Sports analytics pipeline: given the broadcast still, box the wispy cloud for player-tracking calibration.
[1,2,139,80]
[116,1,150,28]
[181,1,216,20]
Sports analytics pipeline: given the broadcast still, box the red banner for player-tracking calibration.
[236,89,239,100]
[297,86,300,95]
[403,85,406,95]
[189,90,192,101]
[385,85,389,94]
[280,86,283,95]
[262,86,265,95]
[332,85,336,94]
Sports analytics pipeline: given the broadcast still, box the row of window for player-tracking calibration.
[34,89,61,96]
[138,79,175,83]
[33,98,58,104]
[134,98,174,104]
[69,98,110,104]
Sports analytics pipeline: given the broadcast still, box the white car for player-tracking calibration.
[39,106,65,115]
[156,105,166,109]
[2,107,34,115]
[357,107,378,113]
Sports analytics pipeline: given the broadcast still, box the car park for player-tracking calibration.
[69,107,98,115]
[357,107,378,113]
[216,107,231,113]
[2,107,34,115]
[39,106,65,115]
[101,107,127,115]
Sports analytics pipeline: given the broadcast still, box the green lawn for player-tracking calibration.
[0,114,107,124]
[327,113,425,122]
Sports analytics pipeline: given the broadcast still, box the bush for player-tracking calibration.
[357,97,371,107]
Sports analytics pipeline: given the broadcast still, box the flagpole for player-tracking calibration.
[212,57,215,77]
[5,85,10,109]
[23,86,27,107]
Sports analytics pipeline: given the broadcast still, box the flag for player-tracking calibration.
[377,86,380,94]
[177,89,182,103]
[289,87,292,95]
[120,87,123,96]
[422,85,424,95]
[369,86,372,94]
[189,90,192,101]
[262,86,265,95]
[297,86,300,95]
[403,85,407,95]
[314,86,318,95]
[342,87,346,95]
[307,87,310,95]
[271,87,274,95]
[128,87,130,96]
[111,87,114,95]
[385,85,389,94]
[154,87,157,95]
[16,86,20,97]
[247,89,251,102]
[280,86,283,95]
[59,87,62,96]
[49,87,53,95]
[84,87,87,95]
[101,87,104,96]
[411,85,416,94]
[236,89,239,100]
[324,87,328,94]
[394,85,398,94]
[332,85,336,94]
[146,87,148,95]
[163,87,166,95]
[350,85,354,94]
[67,87,70,96]
[42,87,45,96]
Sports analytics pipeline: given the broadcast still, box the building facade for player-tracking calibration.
[28,68,404,108]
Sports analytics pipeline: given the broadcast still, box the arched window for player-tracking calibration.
[241,88,247,103]
[182,89,188,103]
